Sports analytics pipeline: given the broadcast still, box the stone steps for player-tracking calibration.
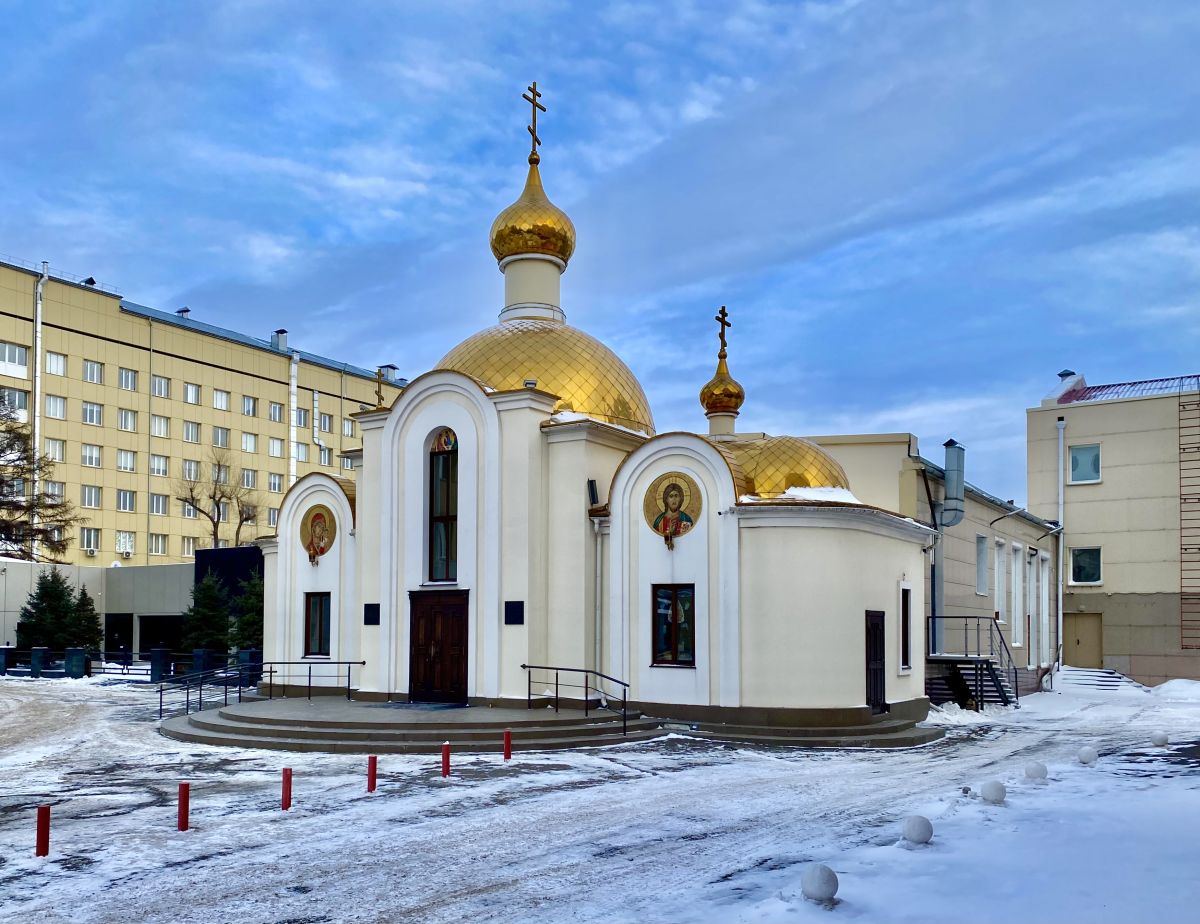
[680,726,944,749]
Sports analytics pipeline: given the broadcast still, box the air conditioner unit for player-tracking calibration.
[122,551,132,560]
[86,548,97,557]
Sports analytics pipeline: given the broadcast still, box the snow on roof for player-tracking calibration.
[1059,375,1200,404]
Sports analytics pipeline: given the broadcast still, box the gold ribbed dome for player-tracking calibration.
[438,319,654,434]
[721,435,850,498]
[700,355,745,416]
[490,160,576,265]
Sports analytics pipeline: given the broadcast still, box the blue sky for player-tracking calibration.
[2,0,1198,503]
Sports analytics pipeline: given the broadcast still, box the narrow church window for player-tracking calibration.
[900,587,912,670]
[428,428,458,582]
[651,584,695,667]
[304,592,331,656]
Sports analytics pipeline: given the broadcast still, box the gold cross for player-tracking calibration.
[523,81,546,163]
[375,369,385,407]
[714,305,732,354]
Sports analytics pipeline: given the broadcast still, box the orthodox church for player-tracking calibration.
[261,92,937,732]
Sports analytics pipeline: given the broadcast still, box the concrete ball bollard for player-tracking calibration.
[1151,731,1169,748]
[1025,761,1048,781]
[801,863,839,902]
[902,815,933,844]
[1077,746,1099,766]
[980,780,1006,804]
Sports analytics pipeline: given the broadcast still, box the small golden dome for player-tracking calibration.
[721,435,850,498]
[438,318,654,433]
[700,355,745,416]
[490,159,576,265]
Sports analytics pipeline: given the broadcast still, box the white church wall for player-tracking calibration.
[351,409,387,692]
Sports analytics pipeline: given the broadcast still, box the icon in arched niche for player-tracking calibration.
[432,428,458,452]
[643,472,702,551]
[300,504,336,566]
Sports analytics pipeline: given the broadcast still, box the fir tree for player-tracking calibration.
[16,567,77,649]
[68,586,104,651]
[181,572,232,652]
[230,571,264,652]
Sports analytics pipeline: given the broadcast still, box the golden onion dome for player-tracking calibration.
[699,354,745,416]
[437,318,655,434]
[721,435,850,498]
[489,158,576,265]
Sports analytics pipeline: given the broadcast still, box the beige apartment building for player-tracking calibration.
[1028,371,1199,685]
[0,257,404,567]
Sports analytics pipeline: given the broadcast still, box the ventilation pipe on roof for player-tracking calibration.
[930,439,966,655]
[176,307,191,319]
[271,329,288,351]
[941,439,966,528]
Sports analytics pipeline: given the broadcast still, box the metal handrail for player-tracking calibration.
[928,615,1020,707]
[520,663,629,736]
[158,659,365,719]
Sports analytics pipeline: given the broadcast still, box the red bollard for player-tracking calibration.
[178,783,190,832]
[35,805,50,857]
[503,728,512,761]
[367,755,377,793]
[441,741,450,778]
[282,768,293,811]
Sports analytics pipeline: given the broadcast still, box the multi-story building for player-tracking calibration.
[1028,370,1199,685]
[0,257,404,567]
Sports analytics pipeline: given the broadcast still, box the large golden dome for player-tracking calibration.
[489,160,576,265]
[719,435,850,498]
[438,319,655,434]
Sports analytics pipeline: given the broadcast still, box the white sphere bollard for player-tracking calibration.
[902,815,933,844]
[980,780,1006,804]
[1151,731,1169,747]
[801,863,839,902]
[1078,746,1099,766]
[1025,761,1048,781]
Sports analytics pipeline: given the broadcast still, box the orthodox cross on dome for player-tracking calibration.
[523,81,546,164]
[374,369,385,407]
[714,305,732,356]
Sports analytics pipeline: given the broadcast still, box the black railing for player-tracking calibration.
[520,663,629,736]
[158,659,365,719]
[0,647,154,678]
[928,615,1020,706]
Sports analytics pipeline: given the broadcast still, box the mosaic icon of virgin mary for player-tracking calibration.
[643,473,702,550]
[300,505,336,565]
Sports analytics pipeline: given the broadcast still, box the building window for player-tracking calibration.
[82,401,103,426]
[45,394,65,419]
[182,459,200,481]
[269,402,284,423]
[182,536,196,558]
[81,485,102,508]
[319,413,333,433]
[295,408,309,428]
[304,592,331,656]
[295,442,309,462]
[213,426,230,448]
[342,418,355,438]
[151,414,169,437]
[0,388,29,419]
[215,501,230,522]
[241,432,258,453]
[44,438,65,462]
[149,534,168,556]
[117,489,136,512]
[81,444,101,467]
[900,586,912,670]
[268,473,284,493]
[184,383,201,404]
[1011,544,1024,646]
[150,493,168,515]
[151,374,170,398]
[428,428,458,581]
[183,420,200,443]
[80,527,100,551]
[341,456,354,471]
[975,535,988,595]
[150,454,169,477]
[994,539,1007,622]
[241,468,257,489]
[1069,444,1101,484]
[45,352,65,376]
[652,584,696,667]
[1,341,28,370]
[268,507,279,527]
[214,464,229,485]
[44,481,64,499]
[116,531,135,554]
[268,437,284,458]
[117,408,138,432]
[213,389,230,411]
[1070,547,1102,585]
[243,395,257,416]
[319,446,332,466]
[119,367,138,391]
[182,501,197,519]
[117,449,137,472]
[83,360,103,384]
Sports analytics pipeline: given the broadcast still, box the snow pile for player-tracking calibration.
[738,486,864,504]
[1151,678,1200,701]
[547,411,649,438]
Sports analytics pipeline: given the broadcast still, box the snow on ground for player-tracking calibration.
[0,677,1197,924]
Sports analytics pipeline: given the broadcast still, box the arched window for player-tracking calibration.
[428,428,458,581]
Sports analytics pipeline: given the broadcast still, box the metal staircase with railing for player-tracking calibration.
[925,615,1020,709]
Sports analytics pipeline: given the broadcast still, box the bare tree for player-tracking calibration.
[0,401,86,560]
[174,448,263,549]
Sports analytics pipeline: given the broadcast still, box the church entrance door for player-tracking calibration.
[408,590,469,704]
[865,610,887,714]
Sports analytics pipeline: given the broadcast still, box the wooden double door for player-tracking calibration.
[865,610,887,714]
[408,590,468,704]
